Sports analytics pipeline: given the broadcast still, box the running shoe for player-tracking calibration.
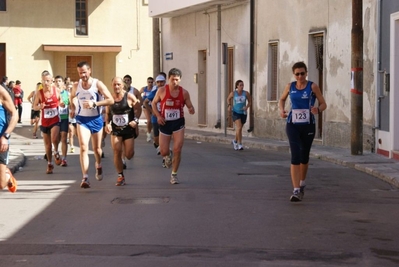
[95,167,103,181]
[32,134,38,139]
[156,146,160,155]
[6,168,17,193]
[232,140,239,150]
[170,174,179,185]
[162,158,166,168]
[80,178,90,189]
[115,176,125,186]
[290,190,302,202]
[146,132,152,142]
[54,152,62,166]
[299,185,306,199]
[46,164,54,174]
[238,144,244,150]
[101,152,105,158]
[70,146,74,153]
[123,161,127,170]
[164,154,172,169]
[44,153,48,161]
[61,159,68,167]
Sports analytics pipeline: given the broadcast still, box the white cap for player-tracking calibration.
[155,75,166,82]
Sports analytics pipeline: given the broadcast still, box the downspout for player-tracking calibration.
[372,0,383,153]
[248,0,255,132]
[215,5,222,129]
[153,18,161,77]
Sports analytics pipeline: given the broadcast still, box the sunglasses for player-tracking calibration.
[294,72,306,76]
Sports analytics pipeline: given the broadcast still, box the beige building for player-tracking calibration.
[149,0,399,159]
[0,0,154,99]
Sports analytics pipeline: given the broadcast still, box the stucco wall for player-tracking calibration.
[155,0,379,150]
[253,0,376,150]
[0,0,153,99]
[160,3,250,129]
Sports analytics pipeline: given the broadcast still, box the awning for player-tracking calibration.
[42,45,122,53]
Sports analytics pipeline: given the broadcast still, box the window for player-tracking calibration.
[267,41,279,101]
[0,0,6,11]
[76,0,88,36]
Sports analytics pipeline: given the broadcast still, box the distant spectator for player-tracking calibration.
[13,80,23,123]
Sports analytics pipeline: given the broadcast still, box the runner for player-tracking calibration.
[55,75,69,166]
[105,77,140,186]
[143,74,166,164]
[122,74,142,169]
[32,71,62,174]
[69,61,114,189]
[27,84,41,139]
[227,80,252,150]
[279,61,327,202]
[140,76,154,142]
[0,83,18,193]
[151,68,195,184]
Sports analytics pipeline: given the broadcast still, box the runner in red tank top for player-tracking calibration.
[151,68,195,185]
[160,84,185,121]
[33,71,62,174]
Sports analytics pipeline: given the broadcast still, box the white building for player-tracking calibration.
[149,0,399,160]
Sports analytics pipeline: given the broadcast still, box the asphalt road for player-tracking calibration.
[1,125,399,267]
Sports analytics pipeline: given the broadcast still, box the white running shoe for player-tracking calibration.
[232,140,239,150]
[146,132,152,142]
[95,167,103,181]
[170,174,179,184]
[164,151,172,168]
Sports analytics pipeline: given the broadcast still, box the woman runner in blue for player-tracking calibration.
[279,61,327,202]
[227,80,252,150]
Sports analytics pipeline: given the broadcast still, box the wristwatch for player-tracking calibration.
[92,101,97,109]
[3,133,11,140]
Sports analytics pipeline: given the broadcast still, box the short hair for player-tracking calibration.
[77,61,90,68]
[168,68,182,78]
[16,80,21,85]
[54,75,64,80]
[41,70,51,77]
[147,77,154,81]
[123,74,132,80]
[2,76,8,83]
[292,62,307,73]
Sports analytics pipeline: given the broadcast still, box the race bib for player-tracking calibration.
[43,107,59,119]
[112,114,129,126]
[165,109,180,121]
[59,106,68,115]
[292,109,310,123]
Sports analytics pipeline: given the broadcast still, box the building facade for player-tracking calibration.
[149,0,399,159]
[0,0,154,98]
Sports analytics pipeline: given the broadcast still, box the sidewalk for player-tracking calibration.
[8,124,399,189]
[183,128,399,189]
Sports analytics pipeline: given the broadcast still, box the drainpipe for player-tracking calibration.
[153,18,161,77]
[248,0,255,133]
[215,5,222,129]
[372,0,383,154]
